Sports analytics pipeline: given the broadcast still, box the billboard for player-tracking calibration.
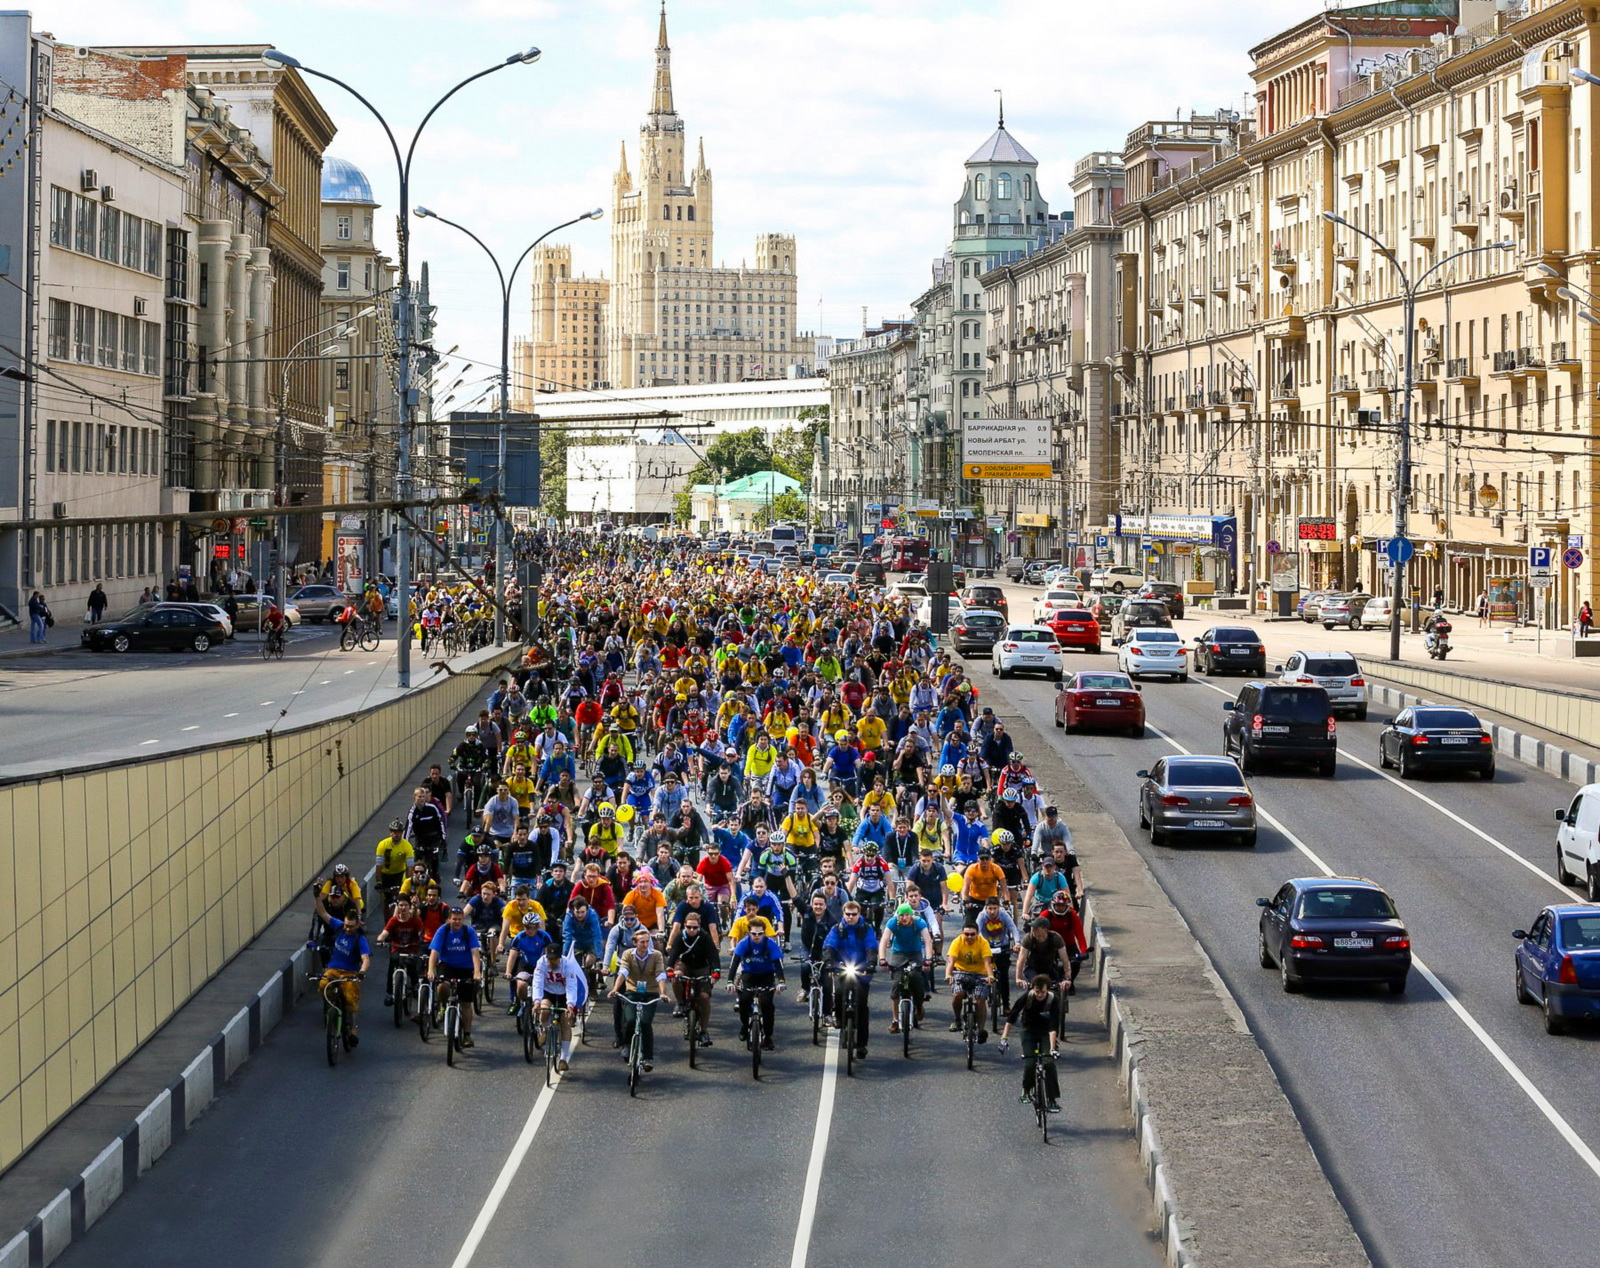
[336,534,365,591]
[961,417,1052,479]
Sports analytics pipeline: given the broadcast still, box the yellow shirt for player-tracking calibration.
[611,703,640,733]
[764,710,792,741]
[375,835,415,877]
[728,915,776,943]
[820,705,853,735]
[856,716,887,751]
[889,678,912,705]
[503,743,537,775]
[948,933,994,975]
[506,776,536,812]
[673,674,698,698]
[780,814,818,850]
[744,745,777,779]
[502,897,548,931]
[862,788,896,816]
[914,820,945,854]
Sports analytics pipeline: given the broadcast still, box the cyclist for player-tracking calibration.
[668,908,721,1045]
[975,894,1020,1016]
[878,902,932,1035]
[797,891,838,1022]
[426,905,483,1047]
[404,786,448,876]
[464,880,508,965]
[561,897,605,981]
[505,911,554,1019]
[587,803,624,859]
[823,900,877,1060]
[264,603,288,653]
[480,781,521,854]
[498,883,547,954]
[373,820,414,909]
[726,919,785,1049]
[609,924,667,1072]
[1041,891,1090,993]
[459,845,506,900]
[316,907,371,1047]
[960,843,1010,920]
[999,973,1064,1114]
[375,896,426,1008]
[449,725,494,816]
[847,840,892,931]
[945,918,995,1042]
[1022,854,1071,917]
[315,863,364,916]
[533,939,590,1072]
[1015,916,1073,1002]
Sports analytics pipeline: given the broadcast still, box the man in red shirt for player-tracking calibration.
[375,897,428,1006]
[695,842,736,916]
[1042,892,1089,993]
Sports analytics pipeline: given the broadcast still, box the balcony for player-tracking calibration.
[1451,202,1481,236]
[1190,285,1207,304]
[1332,373,1360,399]
[1445,357,1479,385]
[1550,340,1581,370]
[1186,391,1207,409]
[1235,269,1255,290]
[1164,395,1178,413]
[1208,389,1228,406]
[1334,242,1360,268]
[1516,345,1547,378]
[1231,385,1255,405]
[1409,220,1436,249]
[1366,369,1397,393]
[1270,374,1297,402]
[1210,276,1230,297]
[1271,248,1297,271]
[1262,313,1306,343]
[1166,285,1185,311]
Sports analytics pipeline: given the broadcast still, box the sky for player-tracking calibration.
[40,0,1315,394]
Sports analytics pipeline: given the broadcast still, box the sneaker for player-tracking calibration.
[348,1033,360,1048]
[506,1004,517,1016]
[761,1039,775,1051]
[854,1046,868,1059]
[699,1035,713,1047]
[1019,1092,1032,1103]
[888,1020,901,1034]
[641,1061,653,1072]
[459,1034,475,1049]
[557,1058,570,1073]
[611,1037,623,1048]
[739,1028,749,1043]
[948,1021,962,1032]
[671,1005,685,1018]
[1047,1101,1062,1114]
[979,1030,988,1043]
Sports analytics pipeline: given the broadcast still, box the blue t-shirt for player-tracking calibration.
[884,916,929,959]
[823,919,877,970]
[429,922,481,969]
[466,894,507,931]
[509,929,552,967]
[950,814,987,865]
[827,745,859,779]
[852,815,891,850]
[732,934,784,979]
[325,917,370,972]
[1029,871,1069,904]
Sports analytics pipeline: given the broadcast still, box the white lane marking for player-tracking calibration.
[1142,720,1600,1183]
[789,1034,840,1268]
[449,1077,562,1268]
[319,680,331,686]
[343,669,355,675]
[259,700,273,707]
[291,690,304,696]
[223,712,239,718]
[181,726,199,732]
[139,739,158,747]
[1189,677,1580,900]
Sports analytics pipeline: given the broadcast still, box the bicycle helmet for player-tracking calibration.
[476,845,493,857]
[1008,751,1024,763]
[521,912,543,928]
[599,804,616,819]
[835,730,851,743]
[1001,787,1020,803]
[939,763,956,776]
[389,819,403,833]
[333,863,350,877]
[465,724,478,736]
[993,829,1014,847]
[863,841,880,855]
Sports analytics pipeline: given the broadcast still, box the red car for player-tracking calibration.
[1046,608,1102,653]
[1055,670,1145,737]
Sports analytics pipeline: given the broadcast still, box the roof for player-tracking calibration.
[966,126,1037,166]
[692,470,802,499]
[322,156,374,204]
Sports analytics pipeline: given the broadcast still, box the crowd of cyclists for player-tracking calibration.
[311,532,1089,1111]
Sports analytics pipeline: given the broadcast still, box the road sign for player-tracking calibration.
[1266,540,1281,556]
[1139,535,1153,551]
[1565,548,1584,569]
[1095,534,1109,549]
[1066,533,1079,545]
[1381,536,1414,566]
[1530,573,1556,589]
[1570,534,1584,551]
[248,517,269,530]
[1529,545,1554,571]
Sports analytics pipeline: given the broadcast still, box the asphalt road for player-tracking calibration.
[0,623,493,778]
[53,917,1156,1268]
[977,588,1600,1268]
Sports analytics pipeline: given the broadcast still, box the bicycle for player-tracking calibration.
[513,988,538,1065]
[676,972,715,1069]
[1029,1043,1056,1142]
[338,616,380,653]
[739,981,778,1081]
[474,930,500,1009]
[959,980,985,1071]
[389,954,423,1029]
[431,976,469,1066]
[533,997,565,1087]
[803,958,827,1047]
[261,626,285,660]
[889,959,925,1059]
[320,976,358,1067]
[836,966,863,1078]
[619,994,663,1096]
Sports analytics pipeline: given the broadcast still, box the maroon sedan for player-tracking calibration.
[1055,670,1145,737]
[1045,608,1102,653]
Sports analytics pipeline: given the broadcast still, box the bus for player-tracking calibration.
[810,531,837,559]
[768,523,804,552]
[872,535,929,573]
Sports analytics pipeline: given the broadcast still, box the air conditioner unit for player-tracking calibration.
[134,297,147,316]
[1500,189,1519,211]
[1492,512,1506,529]
[51,502,67,519]
[100,185,114,203]
[79,169,99,191]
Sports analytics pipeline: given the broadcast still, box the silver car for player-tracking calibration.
[1136,754,1257,847]
[1275,651,1368,720]
[1319,593,1374,631]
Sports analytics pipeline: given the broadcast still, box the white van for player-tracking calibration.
[1557,786,1600,900]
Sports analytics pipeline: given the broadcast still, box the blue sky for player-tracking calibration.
[46,0,1305,387]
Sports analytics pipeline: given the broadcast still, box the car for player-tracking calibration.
[287,584,350,622]
[1056,670,1144,736]
[1003,555,1031,581]
[991,624,1066,681]
[1135,581,1185,620]
[1117,628,1187,681]
[1513,905,1600,1032]
[1357,594,1397,628]
[837,560,859,576]
[960,584,1008,618]
[1086,592,1127,625]
[822,571,855,587]
[1022,559,1056,585]
[1223,682,1337,775]
[855,561,887,585]
[1297,590,1343,623]
[1090,564,1145,593]
[1045,607,1102,653]
[1257,877,1411,994]
[1377,705,1494,779]
[1556,785,1600,900]
[146,601,234,639]
[230,595,302,631]
[1033,587,1084,624]
[914,595,966,628]
[1194,626,1266,675]
[1040,565,1078,590]
[1319,593,1375,631]
[1275,651,1367,719]
[892,581,929,603]
[1111,599,1172,643]
[80,607,228,654]
[950,608,1007,655]
[1136,754,1256,847]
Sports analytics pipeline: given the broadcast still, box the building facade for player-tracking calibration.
[822,321,916,541]
[510,244,608,399]
[566,434,695,525]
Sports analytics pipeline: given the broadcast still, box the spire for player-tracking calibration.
[695,136,707,172]
[615,138,631,187]
[651,1,675,120]
[996,87,1004,130]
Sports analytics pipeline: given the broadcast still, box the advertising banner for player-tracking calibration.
[336,534,365,592]
[961,417,1052,479]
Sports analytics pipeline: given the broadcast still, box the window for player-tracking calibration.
[142,322,160,376]
[47,299,70,359]
[997,173,1011,200]
[363,260,372,290]
[336,214,352,240]
[99,206,121,262]
[69,421,80,473]
[45,419,55,472]
[123,216,142,270]
[95,423,106,472]
[122,316,141,373]
[363,214,372,242]
[97,313,117,368]
[144,222,162,276]
[50,187,72,246]
[974,174,987,200]
[73,305,95,363]
[74,195,97,254]
[336,259,350,290]
[1023,175,1032,200]
[335,360,350,391]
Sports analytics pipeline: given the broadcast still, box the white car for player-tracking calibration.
[1557,784,1600,900]
[1091,565,1146,593]
[914,595,966,627]
[1033,588,1083,624]
[1117,628,1188,681]
[991,624,1066,681]
[1275,650,1368,719]
[891,581,929,602]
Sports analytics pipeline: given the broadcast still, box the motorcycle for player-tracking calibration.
[1424,615,1452,660]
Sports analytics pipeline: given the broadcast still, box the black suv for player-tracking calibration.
[1222,682,1337,776]
[1136,581,1185,620]
[1112,599,1172,643]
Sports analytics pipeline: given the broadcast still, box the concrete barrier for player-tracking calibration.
[1372,659,1600,749]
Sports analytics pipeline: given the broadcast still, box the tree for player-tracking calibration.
[752,488,809,529]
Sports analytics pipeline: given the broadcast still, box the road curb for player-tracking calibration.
[5,871,367,1267]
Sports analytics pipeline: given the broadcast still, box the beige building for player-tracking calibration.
[511,244,608,399]
[825,321,916,538]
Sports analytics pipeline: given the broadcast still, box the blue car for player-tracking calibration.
[1513,904,1600,1034]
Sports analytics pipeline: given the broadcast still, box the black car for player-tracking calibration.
[1222,682,1337,775]
[950,608,1006,654]
[1136,581,1186,620]
[81,607,227,654]
[1194,626,1267,675]
[855,560,886,585]
[1111,600,1172,643]
[960,584,1009,618]
[1256,876,1411,994]
[1377,705,1495,780]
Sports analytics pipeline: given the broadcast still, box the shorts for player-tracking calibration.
[436,963,478,1004]
[541,990,570,1008]
[704,882,733,901]
[514,970,536,984]
[951,970,990,998]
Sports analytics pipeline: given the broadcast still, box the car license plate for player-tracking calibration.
[1023,655,1044,662]
[1333,937,1373,950]
[1262,725,1290,733]
[1191,819,1225,828]
[1095,698,1121,706]
[1229,648,1249,655]
[1326,680,1347,688]
[1067,626,1083,632]
[1441,736,1469,745]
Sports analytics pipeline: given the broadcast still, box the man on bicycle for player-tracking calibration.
[878,902,932,1035]
[726,919,785,1050]
[374,820,414,908]
[405,786,448,876]
[945,919,995,1042]
[426,906,483,1047]
[504,911,553,1018]
[668,908,721,1046]
[999,973,1064,1114]
[375,896,426,1008]
[823,901,876,1060]
[317,908,371,1047]
[449,725,494,818]
[532,938,589,1072]
[264,603,288,651]
[609,925,666,1072]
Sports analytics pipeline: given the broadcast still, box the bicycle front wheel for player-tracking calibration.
[392,971,406,1029]
[687,1007,700,1070]
[966,1018,977,1071]
[628,1048,640,1097]
[325,1005,341,1068]
[901,996,913,1059]
[359,629,380,652]
[750,1018,762,1081]
[339,625,357,652]
[445,1007,458,1067]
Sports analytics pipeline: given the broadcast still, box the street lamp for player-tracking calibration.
[1322,209,1514,659]
[413,206,602,646]
[260,45,541,687]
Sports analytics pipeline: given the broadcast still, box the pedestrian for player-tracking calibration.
[86,583,107,624]
[1476,589,1488,627]
[1431,585,1444,610]
[138,586,153,605]
[1581,601,1593,638]
[27,590,50,643]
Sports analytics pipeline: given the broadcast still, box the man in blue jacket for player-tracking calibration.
[823,901,877,1060]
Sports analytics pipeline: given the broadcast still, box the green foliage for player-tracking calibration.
[539,429,569,520]
[752,488,809,528]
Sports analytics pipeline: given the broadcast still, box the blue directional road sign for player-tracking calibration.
[1095,534,1109,549]
[1529,545,1554,571]
[1381,536,1414,567]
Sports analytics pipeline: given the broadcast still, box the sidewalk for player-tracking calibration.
[0,621,64,660]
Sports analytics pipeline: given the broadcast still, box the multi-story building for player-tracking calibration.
[824,321,916,540]
[511,245,609,399]
[565,433,695,526]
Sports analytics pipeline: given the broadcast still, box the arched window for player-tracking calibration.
[974,174,987,200]
[960,209,971,225]
[687,206,694,221]
[663,206,671,220]
[997,174,1011,200]
[676,205,682,220]
[1023,175,1032,200]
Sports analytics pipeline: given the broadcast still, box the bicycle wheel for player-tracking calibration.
[750,1012,762,1081]
[392,969,406,1029]
[481,970,496,1008]
[325,1002,341,1067]
[445,1006,458,1067]
[1036,1081,1049,1142]
[261,639,273,662]
[687,1003,700,1070]
[545,1026,558,1086]
[966,1010,977,1071]
[339,625,357,652]
[628,1041,641,1097]
[901,995,913,1059]
[522,1009,536,1065]
[359,629,380,652]
[810,989,821,1047]
[843,1009,855,1078]
[417,986,433,1042]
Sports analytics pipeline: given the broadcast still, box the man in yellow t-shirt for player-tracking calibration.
[498,886,548,953]
[587,809,624,857]
[780,806,818,852]
[506,766,537,820]
[726,910,776,945]
[945,921,995,1038]
[855,708,887,753]
[374,820,415,897]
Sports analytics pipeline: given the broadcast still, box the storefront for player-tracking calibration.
[1009,512,1054,562]
[1112,514,1237,592]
